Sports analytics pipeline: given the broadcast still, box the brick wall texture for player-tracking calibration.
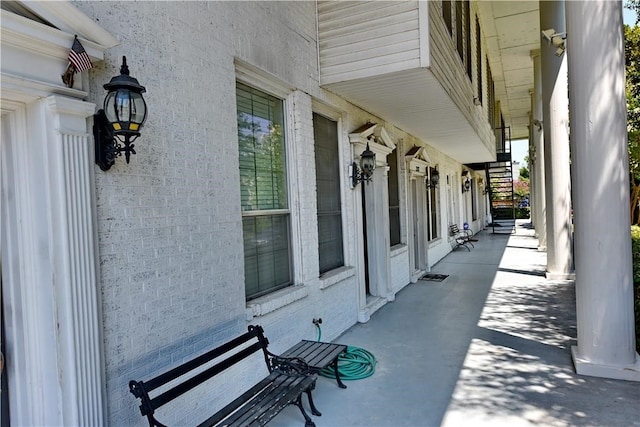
[71,2,475,424]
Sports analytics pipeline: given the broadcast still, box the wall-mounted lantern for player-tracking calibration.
[426,169,440,189]
[350,142,376,187]
[94,56,147,171]
[461,171,471,192]
[462,177,471,192]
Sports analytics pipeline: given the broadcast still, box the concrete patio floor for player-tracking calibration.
[272,220,640,427]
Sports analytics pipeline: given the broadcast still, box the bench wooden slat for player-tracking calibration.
[229,374,314,427]
[282,341,346,370]
[281,340,348,389]
[147,341,264,414]
[198,372,315,427]
[296,340,347,367]
[247,376,316,427]
[144,328,264,392]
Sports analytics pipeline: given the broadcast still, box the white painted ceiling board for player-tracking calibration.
[325,68,495,163]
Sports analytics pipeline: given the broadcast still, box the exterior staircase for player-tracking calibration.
[486,122,515,228]
[486,151,515,221]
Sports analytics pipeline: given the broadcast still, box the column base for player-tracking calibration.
[572,346,640,382]
[545,271,575,281]
[537,245,547,252]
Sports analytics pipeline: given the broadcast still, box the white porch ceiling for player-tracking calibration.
[477,1,540,141]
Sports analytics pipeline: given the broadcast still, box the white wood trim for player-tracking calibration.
[235,59,295,99]
[14,1,119,48]
[418,0,430,68]
[1,9,110,61]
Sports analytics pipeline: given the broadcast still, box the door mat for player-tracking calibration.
[419,273,449,282]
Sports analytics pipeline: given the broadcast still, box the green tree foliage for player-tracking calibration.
[627,0,640,23]
[626,24,640,223]
[519,166,530,181]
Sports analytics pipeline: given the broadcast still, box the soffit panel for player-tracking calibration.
[325,68,494,164]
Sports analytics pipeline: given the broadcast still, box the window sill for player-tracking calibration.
[246,285,310,320]
[390,244,408,257]
[319,266,355,290]
[429,237,443,247]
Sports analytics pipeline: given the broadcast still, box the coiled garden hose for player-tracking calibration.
[315,324,377,381]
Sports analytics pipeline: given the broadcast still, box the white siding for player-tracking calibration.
[318,1,423,84]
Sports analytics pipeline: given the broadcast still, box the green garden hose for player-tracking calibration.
[315,325,376,381]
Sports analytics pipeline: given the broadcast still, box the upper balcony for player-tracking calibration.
[317,1,494,164]
[317,1,517,164]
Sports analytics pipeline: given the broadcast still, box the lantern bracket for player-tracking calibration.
[94,109,138,171]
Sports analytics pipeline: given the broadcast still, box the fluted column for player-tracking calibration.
[566,0,640,381]
[44,95,107,423]
[540,0,573,279]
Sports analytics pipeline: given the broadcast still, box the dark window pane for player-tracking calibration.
[236,82,287,212]
[314,113,344,273]
[388,150,401,246]
[476,17,483,104]
[456,1,464,60]
[443,0,452,36]
[242,215,291,300]
[427,167,440,240]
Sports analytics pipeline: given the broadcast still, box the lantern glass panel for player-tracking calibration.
[130,92,147,125]
[360,153,376,175]
[104,89,147,131]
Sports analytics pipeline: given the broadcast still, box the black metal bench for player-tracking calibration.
[129,325,320,427]
[449,224,474,251]
[281,340,348,389]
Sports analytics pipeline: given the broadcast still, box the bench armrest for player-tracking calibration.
[268,352,312,375]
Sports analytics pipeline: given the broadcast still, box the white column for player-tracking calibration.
[531,50,547,251]
[566,0,640,381]
[528,108,535,227]
[540,1,573,279]
[44,96,107,422]
[1,95,106,424]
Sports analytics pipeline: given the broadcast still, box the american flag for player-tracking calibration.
[68,35,93,72]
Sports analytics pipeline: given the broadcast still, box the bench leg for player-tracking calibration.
[332,360,347,389]
[294,394,316,427]
[456,241,470,251]
[305,389,321,416]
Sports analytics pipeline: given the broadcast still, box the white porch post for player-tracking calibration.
[566,0,640,381]
[1,95,106,424]
[530,50,547,251]
[43,95,107,422]
[540,0,573,279]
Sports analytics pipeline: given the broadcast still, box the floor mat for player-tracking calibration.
[419,273,449,282]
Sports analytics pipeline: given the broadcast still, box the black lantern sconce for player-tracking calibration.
[94,56,147,171]
[426,169,440,189]
[461,171,471,193]
[462,177,471,192]
[350,142,376,188]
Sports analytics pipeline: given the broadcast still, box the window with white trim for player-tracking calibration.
[237,82,292,300]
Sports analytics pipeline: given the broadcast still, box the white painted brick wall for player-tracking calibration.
[70,1,464,424]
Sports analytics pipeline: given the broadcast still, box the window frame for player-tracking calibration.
[236,77,294,301]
